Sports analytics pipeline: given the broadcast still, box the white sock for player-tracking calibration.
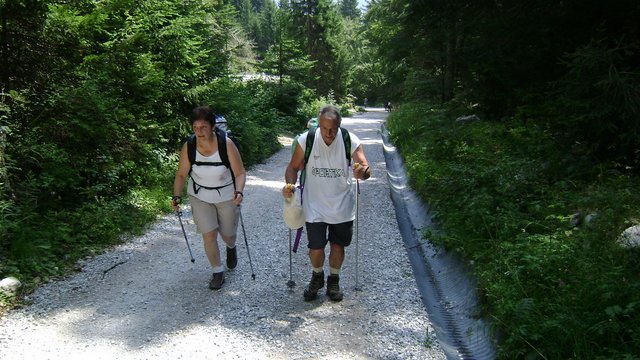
[212,265,225,273]
[329,267,340,276]
[313,267,323,274]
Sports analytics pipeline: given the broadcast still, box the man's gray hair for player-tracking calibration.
[319,105,342,125]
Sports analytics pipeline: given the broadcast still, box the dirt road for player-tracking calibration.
[0,109,445,360]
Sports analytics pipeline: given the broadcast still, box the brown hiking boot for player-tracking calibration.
[209,271,224,290]
[303,271,325,301]
[326,274,343,301]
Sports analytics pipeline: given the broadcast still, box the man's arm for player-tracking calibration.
[352,144,371,180]
[283,143,304,198]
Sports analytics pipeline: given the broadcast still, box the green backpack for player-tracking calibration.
[300,126,352,184]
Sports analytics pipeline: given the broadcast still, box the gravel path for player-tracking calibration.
[0,109,446,360]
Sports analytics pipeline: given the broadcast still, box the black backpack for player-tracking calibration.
[300,126,352,184]
[186,127,236,194]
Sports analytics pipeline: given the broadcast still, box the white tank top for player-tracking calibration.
[187,149,234,204]
[298,128,361,224]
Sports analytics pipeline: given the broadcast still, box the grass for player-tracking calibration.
[387,102,640,359]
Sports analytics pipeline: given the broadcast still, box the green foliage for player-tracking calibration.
[261,38,315,86]
[232,0,278,54]
[549,37,640,166]
[296,92,341,120]
[288,0,351,99]
[232,0,365,104]
[339,0,361,20]
[0,0,284,310]
[365,0,640,166]
[362,0,416,102]
[388,102,640,358]
[1,175,172,285]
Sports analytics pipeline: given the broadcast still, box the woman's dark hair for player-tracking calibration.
[191,106,216,126]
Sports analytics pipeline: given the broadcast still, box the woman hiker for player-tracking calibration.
[172,106,246,290]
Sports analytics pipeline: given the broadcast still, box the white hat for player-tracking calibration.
[283,192,304,229]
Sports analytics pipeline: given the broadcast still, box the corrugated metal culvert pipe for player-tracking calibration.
[382,124,497,360]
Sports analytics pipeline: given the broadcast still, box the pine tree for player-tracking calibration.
[340,0,361,19]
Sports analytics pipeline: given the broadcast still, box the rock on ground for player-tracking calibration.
[0,277,21,296]
[618,225,640,249]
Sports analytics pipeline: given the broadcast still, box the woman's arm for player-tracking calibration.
[227,137,246,205]
[172,143,191,211]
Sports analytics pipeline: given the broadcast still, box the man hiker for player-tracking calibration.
[282,105,371,301]
[172,106,246,290]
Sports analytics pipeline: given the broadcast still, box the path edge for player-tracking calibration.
[381,123,497,360]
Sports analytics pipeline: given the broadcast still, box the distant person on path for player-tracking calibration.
[282,105,371,302]
[172,105,246,290]
[384,101,393,112]
[363,98,368,108]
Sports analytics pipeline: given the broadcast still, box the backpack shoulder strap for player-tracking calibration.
[340,127,351,166]
[303,126,352,165]
[186,134,197,167]
[215,127,236,190]
[215,127,230,169]
[303,126,318,166]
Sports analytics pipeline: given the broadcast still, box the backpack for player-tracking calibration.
[304,126,352,166]
[300,126,352,183]
[186,127,236,194]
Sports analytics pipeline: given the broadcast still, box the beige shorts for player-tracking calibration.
[189,196,239,236]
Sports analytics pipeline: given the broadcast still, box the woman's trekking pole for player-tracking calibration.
[287,229,296,288]
[177,211,195,263]
[355,179,361,291]
[238,207,256,280]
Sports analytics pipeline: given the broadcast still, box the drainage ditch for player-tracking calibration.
[382,124,497,360]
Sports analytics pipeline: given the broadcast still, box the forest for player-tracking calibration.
[1,0,639,358]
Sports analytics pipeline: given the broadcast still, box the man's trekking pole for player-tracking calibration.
[238,207,256,280]
[177,211,195,263]
[287,229,295,288]
[355,179,361,291]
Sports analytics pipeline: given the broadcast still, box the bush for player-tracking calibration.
[388,101,640,359]
[532,37,640,169]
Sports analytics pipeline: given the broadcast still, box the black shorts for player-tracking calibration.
[306,221,354,249]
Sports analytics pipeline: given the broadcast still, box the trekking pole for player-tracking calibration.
[238,206,256,280]
[177,211,195,263]
[287,229,296,288]
[355,179,361,291]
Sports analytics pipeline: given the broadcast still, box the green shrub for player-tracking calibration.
[388,101,640,359]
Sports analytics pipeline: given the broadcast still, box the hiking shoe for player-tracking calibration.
[209,272,225,290]
[326,274,344,302]
[303,271,325,301]
[226,247,237,270]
